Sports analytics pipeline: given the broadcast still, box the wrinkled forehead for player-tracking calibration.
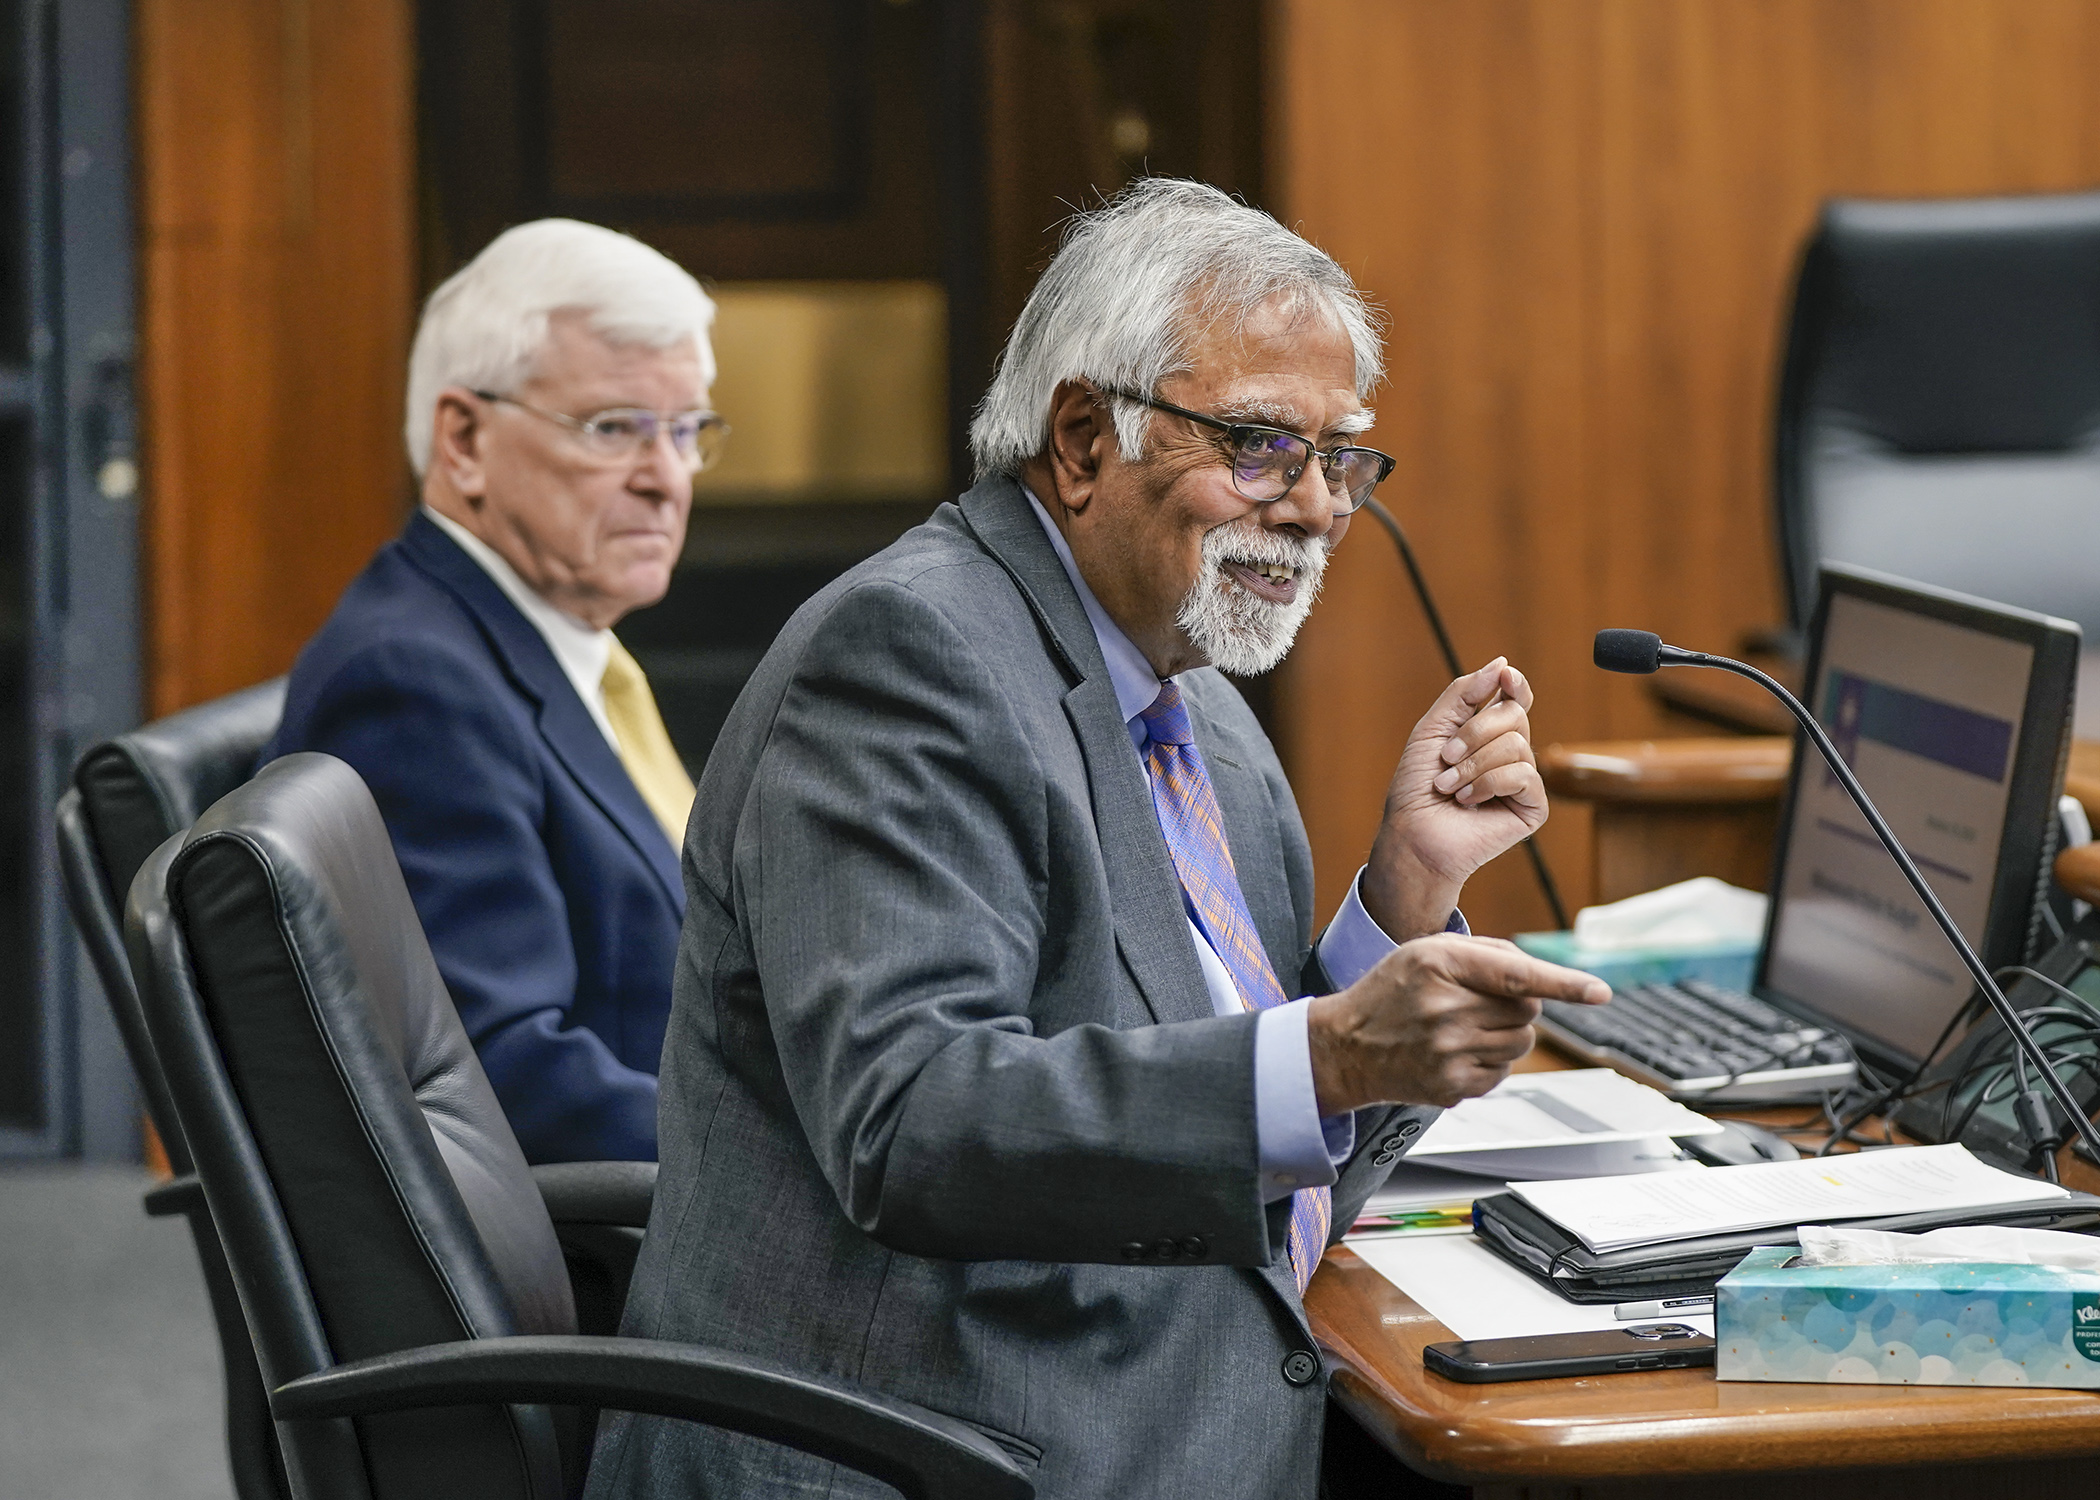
[521,311,708,397]
[1174,289,1368,431]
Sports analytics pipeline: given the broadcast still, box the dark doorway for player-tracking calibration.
[416,0,1269,773]
[1,0,141,1160]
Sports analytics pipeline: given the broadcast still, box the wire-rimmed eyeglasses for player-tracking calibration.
[473,390,729,471]
[1096,385,1395,513]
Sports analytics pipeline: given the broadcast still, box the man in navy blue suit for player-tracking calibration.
[269,220,724,1161]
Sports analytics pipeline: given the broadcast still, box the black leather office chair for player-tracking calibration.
[54,677,289,1500]
[1775,188,2100,639]
[124,752,1030,1500]
[57,676,288,1171]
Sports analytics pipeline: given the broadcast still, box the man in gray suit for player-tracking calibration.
[589,179,1608,1500]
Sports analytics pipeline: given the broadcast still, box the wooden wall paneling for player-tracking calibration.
[1274,0,2100,938]
[1274,2,1606,933]
[137,0,414,716]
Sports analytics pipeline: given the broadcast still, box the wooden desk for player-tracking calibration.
[1310,1244,2100,1500]
[1542,738,1790,903]
[1544,735,2100,909]
[1306,1050,2100,1498]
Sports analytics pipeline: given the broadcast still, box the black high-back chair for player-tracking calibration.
[125,752,1029,1500]
[1775,188,2100,639]
[57,676,288,1170]
[55,677,289,1500]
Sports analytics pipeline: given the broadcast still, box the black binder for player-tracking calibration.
[1471,1189,2100,1304]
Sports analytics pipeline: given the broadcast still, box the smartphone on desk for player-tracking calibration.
[1423,1323,1715,1383]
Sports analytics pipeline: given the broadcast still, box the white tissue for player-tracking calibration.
[1796,1223,2100,1271]
[1570,876,1769,953]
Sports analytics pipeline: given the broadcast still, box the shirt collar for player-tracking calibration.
[1022,485,1166,739]
[420,505,618,746]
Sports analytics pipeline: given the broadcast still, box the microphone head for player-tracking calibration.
[1595,629,1665,674]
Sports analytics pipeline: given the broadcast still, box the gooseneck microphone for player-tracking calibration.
[1594,628,2100,1163]
[1364,497,1571,929]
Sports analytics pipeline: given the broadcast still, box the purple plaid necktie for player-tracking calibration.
[1139,680,1331,1295]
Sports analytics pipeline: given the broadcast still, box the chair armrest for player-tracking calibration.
[2057,843,2100,907]
[143,1172,205,1218]
[530,1160,655,1227]
[270,1335,1032,1500]
[1541,736,1791,805]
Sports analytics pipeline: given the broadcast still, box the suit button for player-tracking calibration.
[1281,1350,1321,1387]
[1180,1236,1207,1259]
[1379,1135,1405,1152]
[1155,1238,1181,1260]
[1120,1242,1146,1261]
[1372,1150,1398,1168]
[1398,1121,1422,1139]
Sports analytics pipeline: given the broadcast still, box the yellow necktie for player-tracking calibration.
[600,637,696,848]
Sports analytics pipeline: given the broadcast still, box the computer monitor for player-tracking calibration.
[1756,564,2080,1069]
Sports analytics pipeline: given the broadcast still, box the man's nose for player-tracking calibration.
[1261,453,1339,538]
[631,430,689,500]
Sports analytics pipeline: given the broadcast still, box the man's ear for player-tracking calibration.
[430,388,490,507]
[1043,378,1112,514]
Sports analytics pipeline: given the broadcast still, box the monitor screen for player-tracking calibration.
[1763,589,2040,1060]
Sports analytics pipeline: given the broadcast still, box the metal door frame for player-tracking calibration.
[0,0,139,1160]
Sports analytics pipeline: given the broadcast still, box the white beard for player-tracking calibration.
[1174,519,1329,676]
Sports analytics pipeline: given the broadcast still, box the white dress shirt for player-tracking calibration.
[422,505,622,754]
[1023,489,1458,1202]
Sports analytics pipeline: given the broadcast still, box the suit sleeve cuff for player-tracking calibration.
[1253,1000,1351,1204]
[1316,866,1468,991]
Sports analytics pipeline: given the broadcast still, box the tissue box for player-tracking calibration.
[1716,1245,2100,1388]
[1513,930,1758,993]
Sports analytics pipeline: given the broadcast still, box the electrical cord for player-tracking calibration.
[1361,497,1570,930]
[1923,964,2100,1171]
[1812,994,1985,1157]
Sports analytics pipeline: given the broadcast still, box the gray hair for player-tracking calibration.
[404,218,716,476]
[968,179,1383,479]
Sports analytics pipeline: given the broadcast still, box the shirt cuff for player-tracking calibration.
[1253,999,1350,1203]
[1315,866,1469,991]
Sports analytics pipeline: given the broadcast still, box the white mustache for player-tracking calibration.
[1203,522,1328,579]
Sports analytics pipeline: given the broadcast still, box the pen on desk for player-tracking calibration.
[1612,1296,1714,1322]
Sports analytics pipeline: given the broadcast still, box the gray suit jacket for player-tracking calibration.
[586,477,1437,1500]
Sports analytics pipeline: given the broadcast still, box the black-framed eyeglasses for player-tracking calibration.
[473,390,729,471]
[1097,385,1395,513]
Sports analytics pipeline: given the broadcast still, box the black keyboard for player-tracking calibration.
[1539,978,1856,1100]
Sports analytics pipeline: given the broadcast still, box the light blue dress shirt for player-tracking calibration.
[1022,491,1465,1203]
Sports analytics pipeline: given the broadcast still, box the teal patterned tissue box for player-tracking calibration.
[1716,1245,2100,1388]
[1512,931,1757,992]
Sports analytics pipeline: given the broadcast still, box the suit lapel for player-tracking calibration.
[961,480,1319,1332]
[1184,681,1322,1332]
[399,515,684,909]
[958,480,1214,1027]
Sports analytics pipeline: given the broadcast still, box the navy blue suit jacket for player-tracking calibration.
[266,512,684,1161]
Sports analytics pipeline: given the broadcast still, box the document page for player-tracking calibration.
[1351,1234,1716,1340]
[1512,1144,2066,1252]
[1410,1067,1719,1155]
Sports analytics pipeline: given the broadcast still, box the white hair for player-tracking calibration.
[404,218,716,476]
[969,178,1383,479]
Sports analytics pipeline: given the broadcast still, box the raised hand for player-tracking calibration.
[1360,658,1547,941]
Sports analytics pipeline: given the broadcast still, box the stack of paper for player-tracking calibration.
[1509,1144,2069,1253]
[1406,1068,1720,1180]
[1348,1161,1507,1240]
[1345,1070,1720,1240]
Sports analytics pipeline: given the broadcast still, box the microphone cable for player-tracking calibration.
[1362,497,1570,930]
